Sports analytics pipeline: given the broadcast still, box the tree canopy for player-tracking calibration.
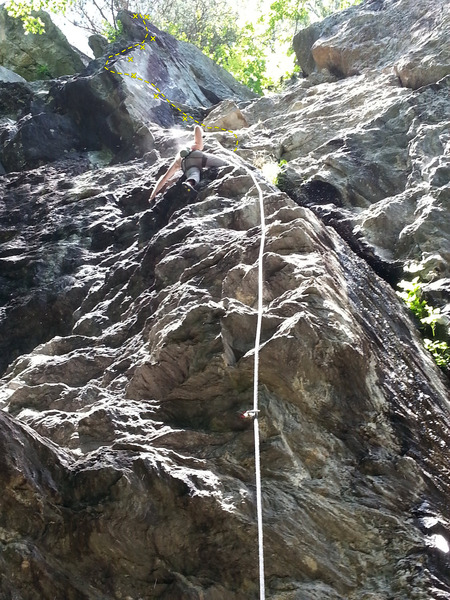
[5,0,362,92]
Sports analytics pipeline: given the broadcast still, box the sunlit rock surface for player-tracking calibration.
[0,12,255,173]
[229,0,450,311]
[0,4,449,600]
[293,0,450,88]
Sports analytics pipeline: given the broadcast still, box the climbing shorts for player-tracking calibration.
[182,150,227,177]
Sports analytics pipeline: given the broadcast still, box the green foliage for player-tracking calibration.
[153,0,240,57]
[261,161,280,184]
[421,305,443,337]
[214,23,273,94]
[261,157,289,185]
[266,0,310,43]
[101,18,123,43]
[397,277,450,370]
[228,0,364,92]
[423,339,450,368]
[273,158,288,185]
[397,277,428,320]
[6,0,71,33]
[309,0,363,19]
[36,63,52,77]
[264,0,363,46]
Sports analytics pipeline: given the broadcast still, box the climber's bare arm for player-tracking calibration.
[149,156,181,202]
[193,125,204,151]
[149,126,203,202]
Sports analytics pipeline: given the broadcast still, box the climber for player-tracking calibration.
[149,125,227,201]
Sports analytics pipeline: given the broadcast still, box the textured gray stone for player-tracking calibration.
[117,10,256,108]
[88,33,108,59]
[0,65,26,83]
[0,139,449,599]
[0,3,449,599]
[293,0,450,88]
[292,22,321,76]
[0,11,256,173]
[236,20,450,308]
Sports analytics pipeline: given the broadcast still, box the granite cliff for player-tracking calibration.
[0,1,449,599]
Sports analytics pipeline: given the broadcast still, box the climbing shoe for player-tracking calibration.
[182,181,196,194]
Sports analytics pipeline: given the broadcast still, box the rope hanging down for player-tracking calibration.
[221,146,266,600]
[251,168,266,600]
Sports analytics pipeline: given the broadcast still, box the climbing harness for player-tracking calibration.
[221,145,266,600]
[180,149,208,174]
[180,148,193,173]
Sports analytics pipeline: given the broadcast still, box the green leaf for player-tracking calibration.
[398,277,449,369]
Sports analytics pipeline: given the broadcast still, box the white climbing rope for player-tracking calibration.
[251,172,266,600]
[220,145,266,600]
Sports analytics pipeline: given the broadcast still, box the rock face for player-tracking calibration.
[88,34,108,59]
[0,65,26,83]
[229,0,450,315]
[116,10,257,107]
[293,0,450,88]
[0,12,256,173]
[0,5,449,600]
[0,6,85,81]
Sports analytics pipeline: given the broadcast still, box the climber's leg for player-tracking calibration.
[203,153,227,168]
[183,166,201,190]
